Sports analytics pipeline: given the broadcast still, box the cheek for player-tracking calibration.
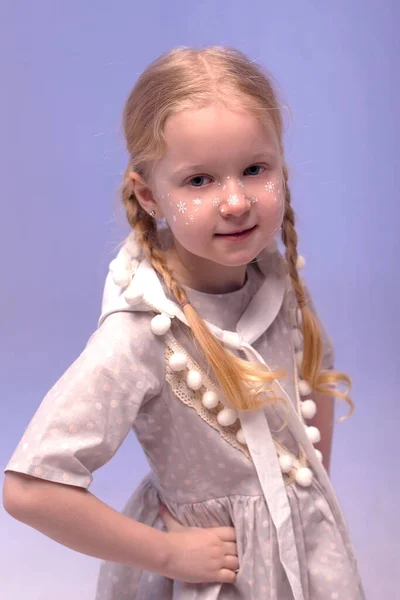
[160,193,214,230]
[256,185,285,228]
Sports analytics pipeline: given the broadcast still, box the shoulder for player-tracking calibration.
[96,309,160,348]
[82,310,166,386]
[93,308,165,352]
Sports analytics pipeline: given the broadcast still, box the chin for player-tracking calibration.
[213,250,260,268]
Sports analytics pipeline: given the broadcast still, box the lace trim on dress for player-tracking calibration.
[164,333,308,485]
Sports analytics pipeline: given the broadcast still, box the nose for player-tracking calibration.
[219,181,250,218]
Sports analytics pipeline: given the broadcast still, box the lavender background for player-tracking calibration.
[1,1,399,598]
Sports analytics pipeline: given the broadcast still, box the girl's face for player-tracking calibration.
[134,103,284,291]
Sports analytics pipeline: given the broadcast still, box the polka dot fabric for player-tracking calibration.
[5,261,364,599]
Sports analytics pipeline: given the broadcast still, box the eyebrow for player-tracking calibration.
[172,151,277,177]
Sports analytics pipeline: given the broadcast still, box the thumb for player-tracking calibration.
[159,505,184,532]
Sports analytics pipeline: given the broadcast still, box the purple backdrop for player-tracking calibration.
[1,1,399,598]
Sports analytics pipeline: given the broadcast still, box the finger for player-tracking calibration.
[218,568,237,584]
[159,506,184,532]
[223,541,238,556]
[223,555,240,571]
[215,526,236,542]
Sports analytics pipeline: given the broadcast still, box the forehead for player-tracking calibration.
[159,103,280,171]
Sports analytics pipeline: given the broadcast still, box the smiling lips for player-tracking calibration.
[215,225,257,237]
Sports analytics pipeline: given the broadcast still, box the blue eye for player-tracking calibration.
[188,175,212,187]
[244,165,265,176]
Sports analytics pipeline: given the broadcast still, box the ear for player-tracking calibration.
[129,172,164,219]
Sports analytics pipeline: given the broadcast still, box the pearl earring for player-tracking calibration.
[150,210,156,218]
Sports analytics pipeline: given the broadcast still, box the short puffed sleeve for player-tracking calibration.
[4,311,165,489]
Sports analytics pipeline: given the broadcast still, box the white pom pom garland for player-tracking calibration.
[306,426,321,444]
[236,428,246,445]
[168,352,188,372]
[186,370,203,391]
[295,467,313,487]
[315,449,323,462]
[299,379,312,396]
[279,454,293,474]
[160,319,323,490]
[217,408,238,427]
[301,399,317,420]
[201,390,219,409]
[150,314,171,336]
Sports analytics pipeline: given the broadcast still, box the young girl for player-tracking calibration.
[3,46,364,599]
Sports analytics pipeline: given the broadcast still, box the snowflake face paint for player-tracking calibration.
[265,181,275,193]
[156,173,284,228]
[148,103,284,274]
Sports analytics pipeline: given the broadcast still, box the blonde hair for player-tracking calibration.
[120,46,353,415]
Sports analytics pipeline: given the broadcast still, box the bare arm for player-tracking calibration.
[2,471,238,584]
[308,391,335,474]
[2,471,169,571]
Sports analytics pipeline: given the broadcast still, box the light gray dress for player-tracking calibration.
[4,237,365,600]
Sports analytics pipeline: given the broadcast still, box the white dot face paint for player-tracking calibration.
[177,201,187,214]
[155,172,284,234]
[265,181,275,193]
[155,172,284,252]
[227,194,240,206]
[145,103,285,276]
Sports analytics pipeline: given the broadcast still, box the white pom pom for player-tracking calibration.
[295,467,313,487]
[315,449,323,462]
[201,390,219,409]
[297,255,306,270]
[306,426,321,444]
[168,352,188,372]
[217,408,238,427]
[112,268,131,288]
[124,286,143,306]
[295,351,304,370]
[292,328,303,350]
[236,428,246,445]
[301,399,317,420]
[279,454,293,474]
[186,370,203,391]
[150,314,171,336]
[299,379,312,396]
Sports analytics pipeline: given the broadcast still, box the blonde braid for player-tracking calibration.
[281,165,354,415]
[122,167,286,412]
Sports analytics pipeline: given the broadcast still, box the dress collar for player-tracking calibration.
[99,238,288,348]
